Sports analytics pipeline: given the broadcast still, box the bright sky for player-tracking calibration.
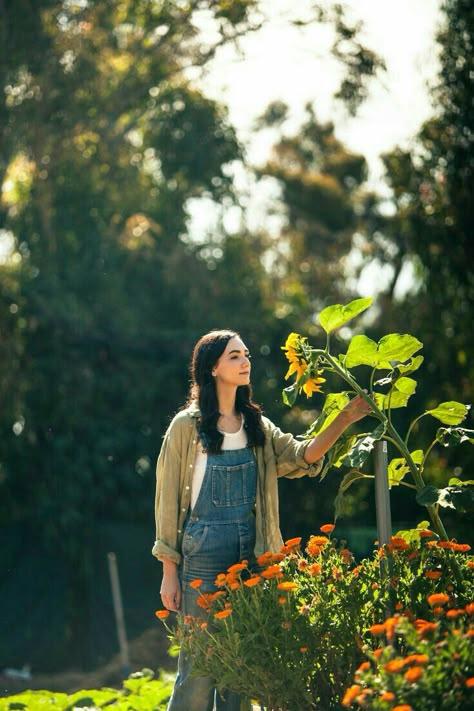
[199,0,443,183]
[185,0,443,289]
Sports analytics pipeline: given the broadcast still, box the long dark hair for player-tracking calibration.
[186,330,265,453]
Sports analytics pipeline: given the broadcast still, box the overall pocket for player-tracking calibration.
[181,523,208,558]
[211,461,255,507]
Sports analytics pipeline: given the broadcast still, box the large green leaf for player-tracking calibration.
[374,389,414,410]
[305,392,351,437]
[345,335,379,367]
[334,469,374,520]
[397,355,424,375]
[416,484,474,512]
[318,297,373,334]
[387,457,410,488]
[436,427,474,447]
[387,449,422,488]
[319,432,358,481]
[282,382,298,407]
[426,401,470,425]
[394,377,417,395]
[376,334,423,368]
[341,423,386,468]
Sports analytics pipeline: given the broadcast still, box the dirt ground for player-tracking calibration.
[0,626,175,698]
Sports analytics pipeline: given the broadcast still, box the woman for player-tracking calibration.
[153,330,372,711]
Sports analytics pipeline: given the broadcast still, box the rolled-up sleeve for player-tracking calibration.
[152,423,182,565]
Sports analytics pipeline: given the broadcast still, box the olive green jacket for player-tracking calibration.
[152,404,323,565]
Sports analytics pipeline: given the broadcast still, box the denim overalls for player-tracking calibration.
[167,444,257,711]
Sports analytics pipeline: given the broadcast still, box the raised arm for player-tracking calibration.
[304,394,372,463]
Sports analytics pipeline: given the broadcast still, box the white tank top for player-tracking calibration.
[191,416,248,509]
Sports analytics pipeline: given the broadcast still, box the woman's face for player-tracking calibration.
[212,336,251,388]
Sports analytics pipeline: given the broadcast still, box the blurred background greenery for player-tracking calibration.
[0,0,472,675]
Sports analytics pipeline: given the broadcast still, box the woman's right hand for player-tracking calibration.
[160,561,181,612]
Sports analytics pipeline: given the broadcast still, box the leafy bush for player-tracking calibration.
[0,669,173,711]
[281,298,474,540]
[342,607,474,710]
[157,528,473,710]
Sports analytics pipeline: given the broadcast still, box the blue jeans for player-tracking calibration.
[167,446,257,711]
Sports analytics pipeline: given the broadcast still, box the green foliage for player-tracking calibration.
[0,669,174,711]
[281,298,473,540]
[319,298,373,334]
[158,531,473,710]
[342,614,473,710]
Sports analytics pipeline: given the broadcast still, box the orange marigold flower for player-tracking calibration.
[437,541,455,549]
[298,559,308,571]
[406,550,419,561]
[384,617,400,642]
[244,576,261,588]
[446,609,466,619]
[320,523,335,533]
[308,535,329,546]
[390,536,410,550]
[405,654,429,666]
[341,548,353,563]
[300,646,308,653]
[465,678,474,688]
[256,551,273,567]
[466,630,474,637]
[356,661,371,674]
[415,620,437,637]
[419,529,435,538]
[261,564,283,579]
[341,684,362,707]
[392,706,412,711]
[395,602,403,611]
[189,579,203,589]
[277,581,298,591]
[229,580,240,590]
[278,597,287,604]
[465,603,474,615]
[352,566,361,578]
[309,563,322,576]
[385,659,405,673]
[425,570,442,579]
[433,606,444,616]
[404,666,424,683]
[270,553,286,563]
[373,648,383,659]
[215,573,227,587]
[284,536,302,548]
[200,621,208,629]
[227,562,247,575]
[427,593,449,607]
[451,543,471,552]
[196,593,214,610]
[210,591,226,601]
[467,561,474,569]
[369,624,386,636]
[306,535,329,556]
[214,609,232,619]
[155,609,170,620]
[380,691,395,701]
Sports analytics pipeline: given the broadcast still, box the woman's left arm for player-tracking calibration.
[304,394,372,464]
